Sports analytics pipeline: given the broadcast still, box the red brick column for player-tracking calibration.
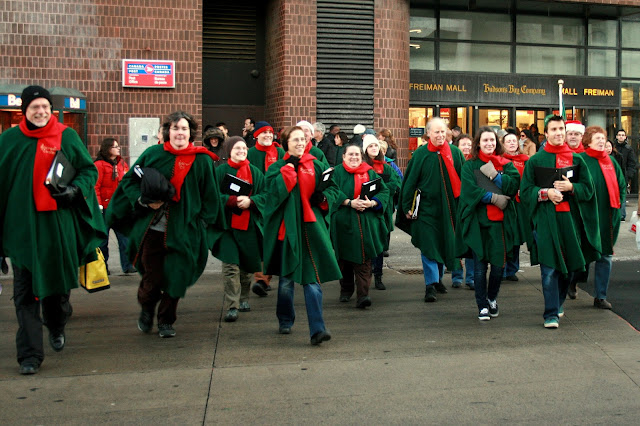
[264,0,317,133]
[0,1,202,158]
[374,0,410,169]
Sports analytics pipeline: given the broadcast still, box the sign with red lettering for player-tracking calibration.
[122,59,175,88]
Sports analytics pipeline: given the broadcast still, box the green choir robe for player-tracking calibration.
[210,162,267,272]
[106,144,223,298]
[310,145,329,168]
[0,126,106,298]
[375,162,402,240]
[396,144,465,270]
[329,165,390,264]
[456,159,521,266]
[520,149,601,274]
[579,152,626,256]
[263,158,342,284]
[247,145,285,175]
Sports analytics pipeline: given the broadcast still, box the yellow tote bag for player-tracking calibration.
[79,248,110,292]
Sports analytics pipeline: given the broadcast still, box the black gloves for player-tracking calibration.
[52,185,81,207]
[139,167,176,205]
[309,191,326,206]
[285,156,300,170]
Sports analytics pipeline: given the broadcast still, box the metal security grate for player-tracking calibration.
[316,0,374,132]
[203,1,256,61]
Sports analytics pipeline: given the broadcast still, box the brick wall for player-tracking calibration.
[264,0,316,133]
[374,0,410,169]
[0,0,203,158]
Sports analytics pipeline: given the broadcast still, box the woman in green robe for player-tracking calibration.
[263,126,341,345]
[456,127,521,321]
[211,136,267,322]
[330,144,389,308]
[579,126,626,310]
[107,111,223,338]
[362,135,400,291]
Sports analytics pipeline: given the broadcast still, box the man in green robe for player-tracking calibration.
[397,117,465,303]
[0,86,105,375]
[520,115,601,329]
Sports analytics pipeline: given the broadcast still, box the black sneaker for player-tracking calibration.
[478,307,490,321]
[137,310,153,333]
[424,285,437,302]
[251,281,269,297]
[224,309,238,322]
[355,296,372,309]
[158,324,176,338]
[434,281,448,294]
[49,331,65,352]
[488,299,499,317]
[374,275,386,290]
[19,360,40,375]
[339,295,350,302]
[310,330,331,345]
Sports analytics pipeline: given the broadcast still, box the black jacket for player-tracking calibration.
[614,139,637,183]
[317,136,339,167]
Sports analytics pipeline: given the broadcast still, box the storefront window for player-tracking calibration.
[410,41,435,70]
[621,21,640,48]
[516,16,584,45]
[439,11,510,42]
[588,20,617,47]
[622,51,640,78]
[440,42,510,73]
[588,49,617,77]
[516,46,584,75]
[621,81,640,108]
[479,108,510,130]
[410,10,436,39]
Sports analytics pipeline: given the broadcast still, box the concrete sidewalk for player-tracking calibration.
[1,204,640,424]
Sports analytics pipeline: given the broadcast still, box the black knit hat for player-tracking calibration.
[21,85,52,114]
[223,136,247,159]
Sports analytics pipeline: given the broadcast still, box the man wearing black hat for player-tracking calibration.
[0,85,105,375]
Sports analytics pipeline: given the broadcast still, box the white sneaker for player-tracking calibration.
[478,307,490,321]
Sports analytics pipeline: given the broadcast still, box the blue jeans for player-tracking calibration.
[100,212,133,271]
[594,255,613,300]
[473,253,502,309]
[452,257,475,285]
[276,276,326,338]
[372,253,383,277]
[421,254,444,285]
[504,246,520,277]
[540,264,574,320]
[620,204,626,220]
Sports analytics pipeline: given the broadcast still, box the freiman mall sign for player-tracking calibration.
[410,71,619,107]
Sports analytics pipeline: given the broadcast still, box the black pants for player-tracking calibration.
[13,265,71,365]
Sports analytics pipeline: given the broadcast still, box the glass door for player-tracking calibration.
[409,106,434,150]
[478,108,510,132]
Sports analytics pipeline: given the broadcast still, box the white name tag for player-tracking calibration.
[566,170,574,179]
[230,183,241,193]
[370,184,376,191]
[56,163,64,178]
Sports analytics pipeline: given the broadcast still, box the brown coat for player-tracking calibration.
[522,139,537,157]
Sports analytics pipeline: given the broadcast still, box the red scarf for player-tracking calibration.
[371,159,385,175]
[304,141,313,154]
[254,142,280,171]
[20,116,68,212]
[427,139,461,197]
[464,153,473,161]
[227,158,253,230]
[544,143,574,212]
[502,153,529,177]
[478,151,511,221]
[163,142,219,202]
[586,148,621,209]
[342,161,373,199]
[277,153,317,240]
[569,144,585,154]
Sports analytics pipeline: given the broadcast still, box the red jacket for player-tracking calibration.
[95,156,129,208]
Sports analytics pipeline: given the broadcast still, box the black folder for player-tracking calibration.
[316,167,334,192]
[534,165,579,195]
[473,169,503,195]
[45,150,76,194]
[359,177,382,200]
[221,173,253,215]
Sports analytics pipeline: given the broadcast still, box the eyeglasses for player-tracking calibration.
[520,134,526,137]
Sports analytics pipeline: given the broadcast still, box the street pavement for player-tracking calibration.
[1,204,639,424]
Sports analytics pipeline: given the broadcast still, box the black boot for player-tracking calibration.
[568,281,577,299]
[374,275,386,290]
[434,281,448,294]
[424,284,437,302]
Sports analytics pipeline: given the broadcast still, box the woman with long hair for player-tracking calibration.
[262,126,341,345]
[362,135,399,290]
[94,137,136,274]
[377,128,397,161]
[456,127,521,320]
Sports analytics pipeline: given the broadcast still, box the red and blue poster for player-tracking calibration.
[122,60,175,88]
